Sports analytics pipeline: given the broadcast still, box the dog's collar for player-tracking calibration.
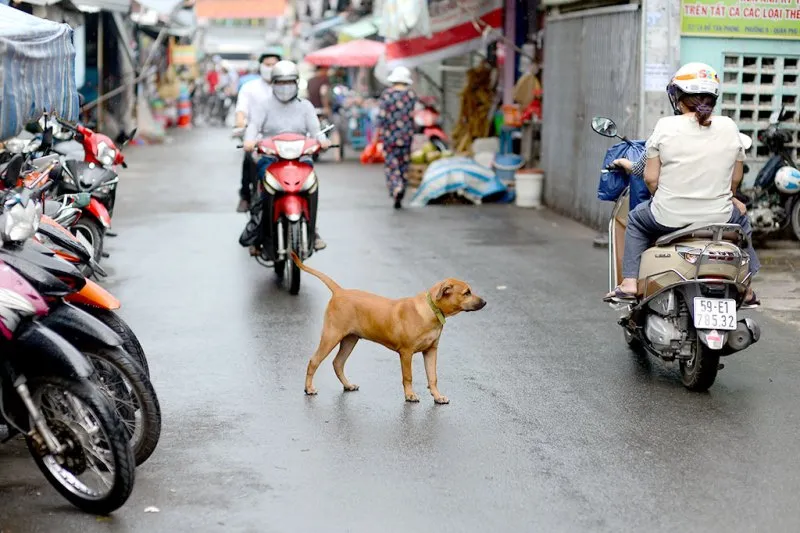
[426,292,446,326]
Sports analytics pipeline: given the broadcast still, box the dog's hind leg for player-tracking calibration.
[333,334,360,392]
[305,326,344,395]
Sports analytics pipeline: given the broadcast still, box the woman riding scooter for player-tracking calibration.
[241,60,330,256]
[606,62,761,307]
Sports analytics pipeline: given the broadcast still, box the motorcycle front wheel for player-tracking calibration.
[284,221,302,295]
[25,376,135,515]
[76,305,150,377]
[84,346,161,466]
[72,217,105,264]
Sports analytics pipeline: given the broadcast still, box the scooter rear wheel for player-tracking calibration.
[679,342,719,392]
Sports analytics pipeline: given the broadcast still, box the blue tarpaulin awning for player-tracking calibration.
[0,5,79,140]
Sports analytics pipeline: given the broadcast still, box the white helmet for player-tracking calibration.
[775,166,800,195]
[387,66,413,85]
[270,60,300,102]
[667,62,720,115]
[270,60,299,83]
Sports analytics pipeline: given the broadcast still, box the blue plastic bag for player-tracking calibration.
[597,140,650,209]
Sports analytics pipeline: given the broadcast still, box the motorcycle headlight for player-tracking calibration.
[1,201,40,243]
[96,141,117,167]
[263,171,283,193]
[273,140,305,160]
[300,171,318,192]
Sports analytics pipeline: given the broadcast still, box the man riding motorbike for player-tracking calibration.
[233,50,282,213]
[241,60,330,256]
[606,62,761,307]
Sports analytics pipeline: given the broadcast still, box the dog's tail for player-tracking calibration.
[290,252,341,293]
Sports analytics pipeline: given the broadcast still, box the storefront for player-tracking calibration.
[679,0,800,184]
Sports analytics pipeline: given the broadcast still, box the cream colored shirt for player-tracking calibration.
[646,114,746,228]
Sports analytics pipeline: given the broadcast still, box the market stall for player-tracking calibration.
[304,39,385,68]
[0,5,79,140]
[305,39,387,155]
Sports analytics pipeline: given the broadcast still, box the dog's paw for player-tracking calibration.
[434,395,450,405]
[405,392,420,403]
[304,387,318,396]
[343,384,360,392]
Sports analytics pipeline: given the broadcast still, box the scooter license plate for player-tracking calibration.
[693,297,737,331]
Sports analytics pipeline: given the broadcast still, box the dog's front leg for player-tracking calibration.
[399,351,418,402]
[423,346,449,404]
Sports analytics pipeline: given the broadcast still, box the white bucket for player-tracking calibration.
[515,170,544,208]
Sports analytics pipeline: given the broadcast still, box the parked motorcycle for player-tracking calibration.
[0,212,135,514]
[243,129,333,294]
[0,159,160,465]
[592,116,761,391]
[414,96,449,152]
[736,106,800,241]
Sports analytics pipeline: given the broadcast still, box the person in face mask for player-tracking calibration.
[241,60,332,257]
[232,51,282,212]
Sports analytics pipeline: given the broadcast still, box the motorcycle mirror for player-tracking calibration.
[591,116,618,138]
[73,192,91,208]
[739,133,753,151]
[2,154,24,188]
[122,128,137,146]
[41,126,54,151]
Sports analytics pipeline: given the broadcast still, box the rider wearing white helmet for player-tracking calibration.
[241,60,331,256]
[607,62,761,307]
[233,49,283,213]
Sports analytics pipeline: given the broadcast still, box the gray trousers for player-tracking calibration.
[622,200,761,279]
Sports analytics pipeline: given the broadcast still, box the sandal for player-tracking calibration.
[741,290,760,309]
[603,286,638,303]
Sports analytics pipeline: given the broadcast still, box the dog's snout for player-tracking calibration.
[476,298,487,309]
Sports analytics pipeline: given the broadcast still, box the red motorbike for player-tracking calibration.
[414,96,449,152]
[50,117,135,260]
[249,133,327,295]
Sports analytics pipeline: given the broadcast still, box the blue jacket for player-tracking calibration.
[597,140,650,210]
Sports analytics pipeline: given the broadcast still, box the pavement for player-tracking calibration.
[1,127,799,533]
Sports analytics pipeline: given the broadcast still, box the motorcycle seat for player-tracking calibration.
[655,222,746,247]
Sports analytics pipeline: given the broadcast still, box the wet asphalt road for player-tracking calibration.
[1,128,800,533]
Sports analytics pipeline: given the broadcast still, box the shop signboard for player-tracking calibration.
[681,0,800,40]
[170,44,196,65]
[385,0,503,68]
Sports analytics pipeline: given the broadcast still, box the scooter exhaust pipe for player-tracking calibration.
[726,318,761,352]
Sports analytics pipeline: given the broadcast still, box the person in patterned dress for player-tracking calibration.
[376,66,419,209]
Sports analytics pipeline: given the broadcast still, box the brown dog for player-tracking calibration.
[291,253,486,404]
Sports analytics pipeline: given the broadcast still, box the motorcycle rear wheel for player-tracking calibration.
[26,375,135,514]
[679,341,719,392]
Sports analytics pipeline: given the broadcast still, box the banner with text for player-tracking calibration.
[681,0,800,39]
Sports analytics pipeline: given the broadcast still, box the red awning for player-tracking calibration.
[385,0,503,68]
[304,39,386,67]
[195,0,286,19]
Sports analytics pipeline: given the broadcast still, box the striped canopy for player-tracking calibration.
[0,5,79,140]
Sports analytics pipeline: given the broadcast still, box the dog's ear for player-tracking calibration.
[436,282,453,300]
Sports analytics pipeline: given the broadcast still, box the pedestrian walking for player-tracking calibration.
[376,66,418,209]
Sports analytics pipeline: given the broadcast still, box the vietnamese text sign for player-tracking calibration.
[681,0,800,39]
